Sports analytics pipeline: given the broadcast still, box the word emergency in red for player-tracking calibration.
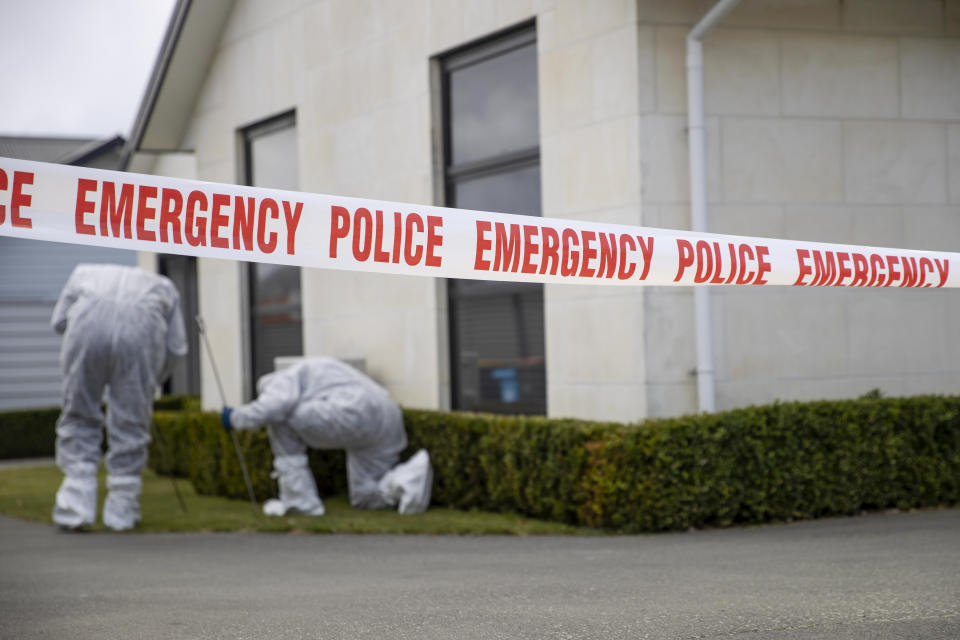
[473,220,655,281]
[328,205,444,267]
[74,179,304,254]
[794,249,949,288]
[674,238,772,284]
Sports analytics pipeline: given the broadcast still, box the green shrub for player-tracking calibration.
[149,395,960,532]
[149,410,346,502]
[0,397,200,462]
[0,407,61,460]
[153,395,201,412]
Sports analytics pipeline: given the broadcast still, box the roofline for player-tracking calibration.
[62,135,126,167]
[120,0,192,170]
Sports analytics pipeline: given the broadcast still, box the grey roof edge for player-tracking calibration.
[120,0,192,170]
[0,135,123,166]
[61,135,126,167]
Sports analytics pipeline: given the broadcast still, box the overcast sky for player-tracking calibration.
[0,0,177,139]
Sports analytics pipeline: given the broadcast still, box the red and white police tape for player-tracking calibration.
[1,156,956,289]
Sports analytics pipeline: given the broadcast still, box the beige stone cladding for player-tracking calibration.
[174,0,651,420]
[639,0,960,417]
[189,0,446,408]
[540,0,647,421]
[171,0,959,420]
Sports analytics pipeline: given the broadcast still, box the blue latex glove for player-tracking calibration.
[220,407,234,432]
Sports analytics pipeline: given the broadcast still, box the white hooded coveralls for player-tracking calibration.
[51,264,187,529]
[230,357,410,511]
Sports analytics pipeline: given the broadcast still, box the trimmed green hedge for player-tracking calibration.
[153,395,201,412]
[148,395,960,532]
[0,407,62,460]
[0,396,198,461]
[149,410,346,501]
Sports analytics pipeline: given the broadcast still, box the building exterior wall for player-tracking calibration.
[538,1,647,420]
[181,0,650,420]
[0,238,138,410]
[170,0,959,420]
[0,136,136,411]
[637,0,960,416]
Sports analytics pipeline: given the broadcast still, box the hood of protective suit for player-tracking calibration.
[51,264,188,358]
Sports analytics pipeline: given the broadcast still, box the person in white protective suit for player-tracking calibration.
[51,264,187,531]
[220,357,432,516]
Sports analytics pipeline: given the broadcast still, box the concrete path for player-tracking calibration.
[0,508,957,639]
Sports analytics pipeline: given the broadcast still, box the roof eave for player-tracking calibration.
[121,0,235,170]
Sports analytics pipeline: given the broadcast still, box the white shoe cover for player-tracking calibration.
[53,466,98,530]
[102,475,142,531]
[378,449,433,515]
[265,455,325,517]
[262,499,287,517]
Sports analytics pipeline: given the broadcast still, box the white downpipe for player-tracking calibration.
[687,0,741,413]
[687,38,715,414]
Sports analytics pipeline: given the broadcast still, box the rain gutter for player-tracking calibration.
[686,0,741,413]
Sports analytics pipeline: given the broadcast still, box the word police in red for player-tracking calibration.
[329,205,443,267]
[674,238,772,285]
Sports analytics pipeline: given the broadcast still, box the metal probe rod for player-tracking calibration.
[149,420,188,513]
[196,315,259,516]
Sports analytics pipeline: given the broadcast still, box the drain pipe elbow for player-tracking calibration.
[686,0,741,414]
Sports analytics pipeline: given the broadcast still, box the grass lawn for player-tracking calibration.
[0,463,596,535]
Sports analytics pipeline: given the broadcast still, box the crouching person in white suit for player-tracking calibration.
[221,357,432,516]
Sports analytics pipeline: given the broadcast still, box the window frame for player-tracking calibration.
[441,24,540,196]
[436,21,546,415]
[239,110,302,398]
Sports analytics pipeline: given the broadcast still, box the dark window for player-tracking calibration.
[242,112,303,386]
[440,25,545,415]
[158,254,200,396]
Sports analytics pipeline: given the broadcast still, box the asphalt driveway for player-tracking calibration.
[1,508,958,639]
